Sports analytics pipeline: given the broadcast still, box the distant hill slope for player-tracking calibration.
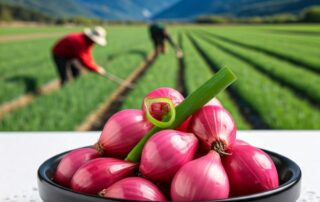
[152,0,320,20]
[0,1,52,22]
[2,0,180,20]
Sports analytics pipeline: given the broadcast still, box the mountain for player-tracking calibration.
[3,0,320,21]
[152,0,320,20]
[2,0,180,20]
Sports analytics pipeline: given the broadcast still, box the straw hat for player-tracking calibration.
[84,26,107,46]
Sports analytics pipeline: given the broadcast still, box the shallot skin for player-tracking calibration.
[70,158,137,194]
[100,177,167,201]
[176,116,192,132]
[222,144,279,197]
[171,151,229,201]
[98,109,152,158]
[190,105,236,153]
[140,130,198,183]
[54,148,100,187]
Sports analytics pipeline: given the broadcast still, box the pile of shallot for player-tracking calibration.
[54,87,279,201]
[53,68,279,201]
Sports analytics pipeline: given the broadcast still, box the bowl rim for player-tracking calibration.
[38,146,302,201]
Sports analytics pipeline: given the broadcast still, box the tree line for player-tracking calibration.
[195,6,320,24]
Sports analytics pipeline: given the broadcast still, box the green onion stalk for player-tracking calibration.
[125,67,237,162]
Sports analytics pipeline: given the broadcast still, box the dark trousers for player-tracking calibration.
[52,54,81,86]
[151,37,166,54]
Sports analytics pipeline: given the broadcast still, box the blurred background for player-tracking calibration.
[0,0,319,131]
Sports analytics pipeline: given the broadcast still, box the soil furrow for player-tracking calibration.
[177,32,188,97]
[188,33,268,129]
[198,32,320,108]
[200,30,320,75]
[0,80,60,120]
[76,51,157,131]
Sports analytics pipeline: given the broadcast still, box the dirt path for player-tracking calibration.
[0,32,64,42]
[76,51,156,131]
[0,80,60,120]
[176,33,188,97]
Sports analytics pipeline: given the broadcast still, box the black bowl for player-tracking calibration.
[38,147,301,202]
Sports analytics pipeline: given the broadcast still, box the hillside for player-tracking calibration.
[152,0,320,20]
[2,0,180,20]
[0,1,52,22]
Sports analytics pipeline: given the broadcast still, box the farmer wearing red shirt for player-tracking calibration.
[52,26,107,85]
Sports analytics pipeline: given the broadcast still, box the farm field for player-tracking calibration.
[0,24,319,130]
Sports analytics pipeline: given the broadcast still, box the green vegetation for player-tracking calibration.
[302,6,320,22]
[198,32,320,104]
[0,27,148,104]
[199,28,320,73]
[195,6,320,24]
[121,47,178,110]
[0,1,52,22]
[180,33,250,129]
[0,27,151,130]
[195,14,300,24]
[0,24,319,130]
[188,32,320,129]
[0,26,83,36]
[0,1,115,25]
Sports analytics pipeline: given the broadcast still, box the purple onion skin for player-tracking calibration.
[70,158,137,194]
[176,116,192,132]
[234,139,249,146]
[222,144,279,197]
[190,105,236,153]
[142,87,184,121]
[171,151,229,201]
[98,109,152,158]
[140,130,198,183]
[54,148,100,187]
[100,177,167,201]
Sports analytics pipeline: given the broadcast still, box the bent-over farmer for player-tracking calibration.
[149,23,183,58]
[52,26,107,86]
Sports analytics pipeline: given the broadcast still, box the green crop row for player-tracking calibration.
[256,24,320,32]
[0,26,84,36]
[189,32,320,129]
[202,25,320,49]
[200,28,320,73]
[196,32,320,105]
[0,27,150,104]
[244,24,320,38]
[0,41,152,130]
[121,47,179,110]
[180,32,250,129]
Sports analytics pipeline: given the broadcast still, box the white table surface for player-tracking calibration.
[0,131,319,202]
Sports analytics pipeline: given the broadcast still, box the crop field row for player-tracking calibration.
[204,25,320,48]
[180,32,250,129]
[0,43,152,130]
[187,32,320,129]
[0,26,84,36]
[0,28,149,105]
[198,28,320,74]
[1,25,319,130]
[0,27,152,130]
[197,31,320,106]
[254,24,320,37]
[121,36,179,110]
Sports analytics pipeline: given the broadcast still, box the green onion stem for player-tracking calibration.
[125,67,237,162]
[144,97,176,128]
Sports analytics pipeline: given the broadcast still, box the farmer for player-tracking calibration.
[149,23,183,58]
[52,26,107,86]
